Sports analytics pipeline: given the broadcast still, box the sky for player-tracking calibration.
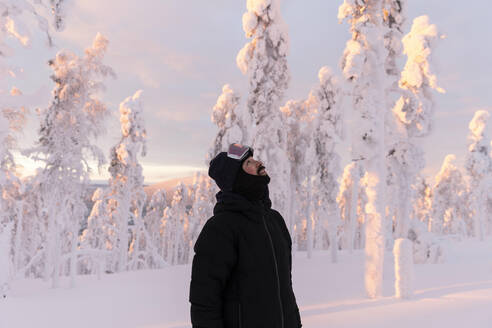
[3,0,492,184]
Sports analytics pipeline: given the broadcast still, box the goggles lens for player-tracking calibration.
[227,143,251,161]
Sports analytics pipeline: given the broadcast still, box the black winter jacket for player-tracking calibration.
[189,191,302,328]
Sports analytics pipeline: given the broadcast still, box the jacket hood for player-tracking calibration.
[208,152,242,192]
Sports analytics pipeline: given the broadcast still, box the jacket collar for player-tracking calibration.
[213,191,271,223]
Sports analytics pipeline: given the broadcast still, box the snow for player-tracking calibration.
[1,1,492,327]
[246,0,271,17]
[2,237,492,328]
[400,15,445,94]
[236,42,253,75]
[242,11,258,37]
[468,110,490,141]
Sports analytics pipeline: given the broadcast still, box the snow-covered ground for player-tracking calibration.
[2,238,492,328]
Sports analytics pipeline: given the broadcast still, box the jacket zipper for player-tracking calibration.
[238,302,242,328]
[262,214,284,328]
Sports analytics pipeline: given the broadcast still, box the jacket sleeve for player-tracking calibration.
[189,217,237,328]
[288,237,302,328]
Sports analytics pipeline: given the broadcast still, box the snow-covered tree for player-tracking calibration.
[0,0,72,51]
[411,175,432,227]
[386,141,424,239]
[161,183,189,265]
[144,188,167,254]
[79,188,115,276]
[486,179,492,236]
[309,67,343,262]
[380,1,408,249]
[0,222,14,298]
[339,0,388,299]
[0,102,28,278]
[392,15,445,137]
[407,218,445,264]
[280,66,343,260]
[237,0,291,227]
[106,90,166,271]
[187,172,216,262]
[387,15,444,242]
[0,1,62,282]
[430,155,469,236]
[280,98,312,252]
[207,84,247,161]
[9,175,45,279]
[337,162,367,252]
[382,0,406,79]
[237,0,289,126]
[24,34,114,287]
[48,0,71,31]
[465,110,492,241]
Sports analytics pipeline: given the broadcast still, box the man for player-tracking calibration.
[189,143,302,328]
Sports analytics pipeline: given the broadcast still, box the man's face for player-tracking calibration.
[242,156,267,176]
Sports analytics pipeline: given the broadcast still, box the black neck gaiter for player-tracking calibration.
[232,168,271,202]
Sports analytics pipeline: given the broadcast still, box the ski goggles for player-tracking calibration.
[227,143,253,161]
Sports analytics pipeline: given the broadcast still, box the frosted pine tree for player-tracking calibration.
[79,188,115,276]
[208,85,248,161]
[24,34,114,287]
[0,0,73,50]
[389,16,444,239]
[279,66,342,258]
[411,175,432,227]
[280,91,320,255]
[237,0,291,225]
[48,0,71,31]
[407,217,444,264]
[0,1,58,280]
[0,3,72,277]
[237,0,289,126]
[386,141,424,239]
[106,90,166,271]
[309,67,343,262]
[9,175,45,279]
[337,162,367,252]
[430,155,469,236]
[161,183,189,265]
[465,110,492,241]
[0,103,28,279]
[187,172,216,262]
[107,92,146,272]
[0,222,14,298]
[382,0,405,79]
[486,178,492,236]
[144,188,167,260]
[280,99,310,251]
[339,0,388,299]
[393,15,445,137]
[383,0,406,242]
